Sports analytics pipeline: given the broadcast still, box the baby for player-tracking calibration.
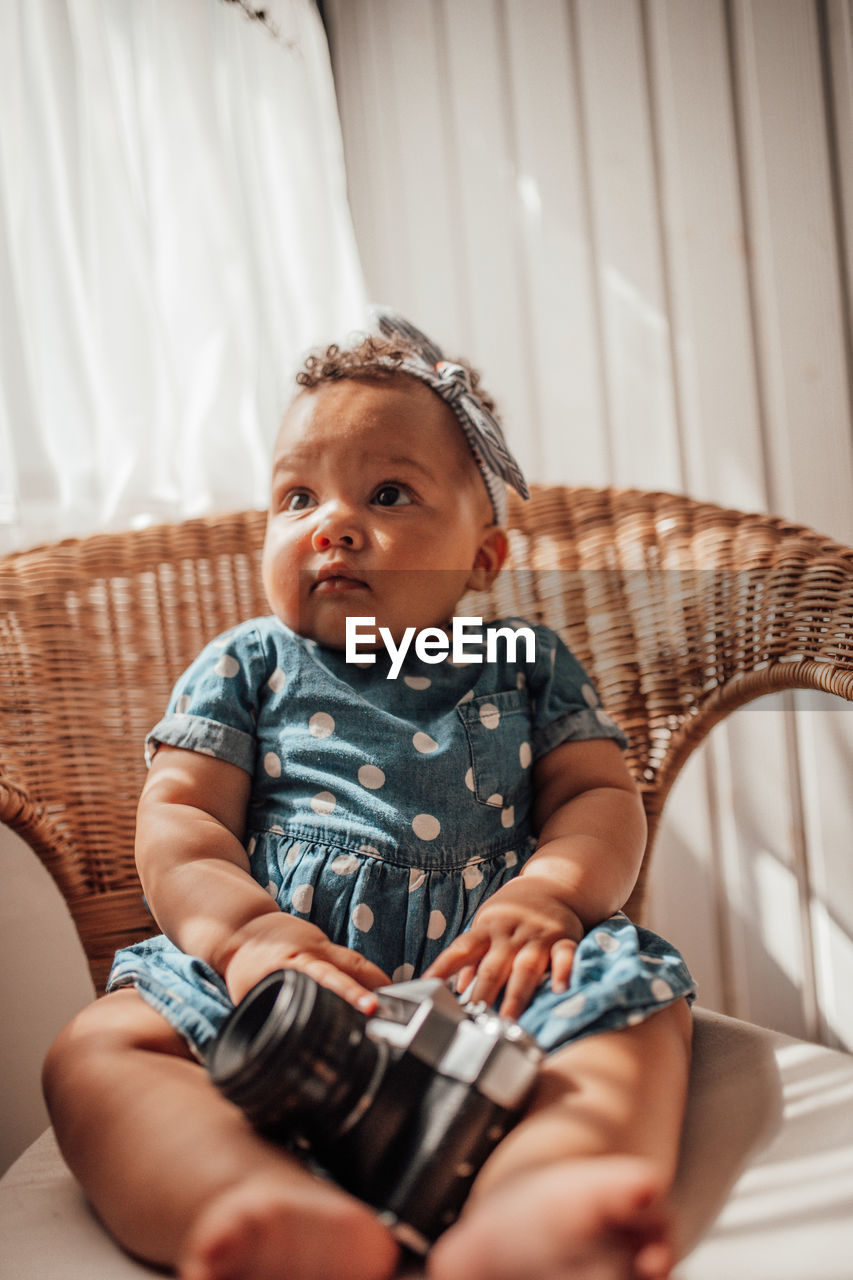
[43,311,695,1280]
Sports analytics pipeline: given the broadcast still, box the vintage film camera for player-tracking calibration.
[207,968,543,1253]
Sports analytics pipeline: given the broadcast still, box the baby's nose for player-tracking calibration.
[311,507,363,551]
[314,530,355,550]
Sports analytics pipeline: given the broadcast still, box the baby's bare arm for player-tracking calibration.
[528,737,646,929]
[426,739,646,1018]
[136,745,388,1008]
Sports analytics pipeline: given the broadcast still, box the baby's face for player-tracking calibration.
[262,377,506,648]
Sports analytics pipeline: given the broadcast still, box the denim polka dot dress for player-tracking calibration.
[109,616,695,1056]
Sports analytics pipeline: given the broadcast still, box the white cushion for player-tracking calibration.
[2,1008,851,1278]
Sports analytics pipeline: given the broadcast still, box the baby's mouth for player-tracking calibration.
[312,565,369,594]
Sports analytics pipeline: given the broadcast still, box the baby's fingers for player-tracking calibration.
[549,937,579,994]
[294,957,379,1013]
[424,933,489,982]
[329,943,392,993]
[498,942,550,1020]
[463,942,518,1009]
[293,946,390,1014]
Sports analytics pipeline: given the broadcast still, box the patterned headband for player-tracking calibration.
[369,308,529,525]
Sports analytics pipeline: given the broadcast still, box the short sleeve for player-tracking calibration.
[528,626,628,760]
[146,624,268,774]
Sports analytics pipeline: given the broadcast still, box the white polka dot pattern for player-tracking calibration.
[427,910,447,940]
[263,752,282,778]
[352,903,374,933]
[479,702,500,730]
[310,791,336,815]
[308,712,335,738]
[358,764,385,789]
[214,654,240,678]
[651,977,674,1002]
[291,884,314,913]
[412,813,441,841]
[462,863,484,889]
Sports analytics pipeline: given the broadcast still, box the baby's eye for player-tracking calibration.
[283,490,316,512]
[372,484,413,508]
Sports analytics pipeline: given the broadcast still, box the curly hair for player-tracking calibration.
[295,335,499,416]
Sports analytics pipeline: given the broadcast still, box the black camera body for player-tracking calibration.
[207,969,543,1253]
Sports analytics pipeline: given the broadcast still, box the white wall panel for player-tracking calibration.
[573,0,683,490]
[638,744,732,1018]
[828,0,853,318]
[732,0,853,541]
[324,0,853,1049]
[378,2,468,334]
[438,3,534,451]
[646,0,768,510]
[797,702,853,1045]
[503,0,611,482]
[720,704,819,1040]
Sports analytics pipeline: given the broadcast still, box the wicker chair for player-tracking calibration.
[2,485,853,1279]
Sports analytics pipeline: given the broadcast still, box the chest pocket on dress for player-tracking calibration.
[457,690,532,810]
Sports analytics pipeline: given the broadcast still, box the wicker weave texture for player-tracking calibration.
[0,510,269,991]
[2,488,853,993]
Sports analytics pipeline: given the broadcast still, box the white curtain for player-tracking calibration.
[0,0,368,552]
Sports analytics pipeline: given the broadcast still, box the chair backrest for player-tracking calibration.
[0,510,269,992]
[3,487,853,993]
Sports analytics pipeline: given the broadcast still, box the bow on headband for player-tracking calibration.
[370,308,529,525]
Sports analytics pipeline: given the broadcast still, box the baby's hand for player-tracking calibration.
[222,911,390,1013]
[424,879,585,1020]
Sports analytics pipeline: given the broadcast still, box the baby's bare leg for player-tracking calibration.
[42,989,399,1280]
[428,999,692,1280]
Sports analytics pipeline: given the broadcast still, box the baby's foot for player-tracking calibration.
[427,1155,673,1280]
[179,1171,400,1280]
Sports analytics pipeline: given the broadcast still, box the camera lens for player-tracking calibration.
[208,969,383,1146]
